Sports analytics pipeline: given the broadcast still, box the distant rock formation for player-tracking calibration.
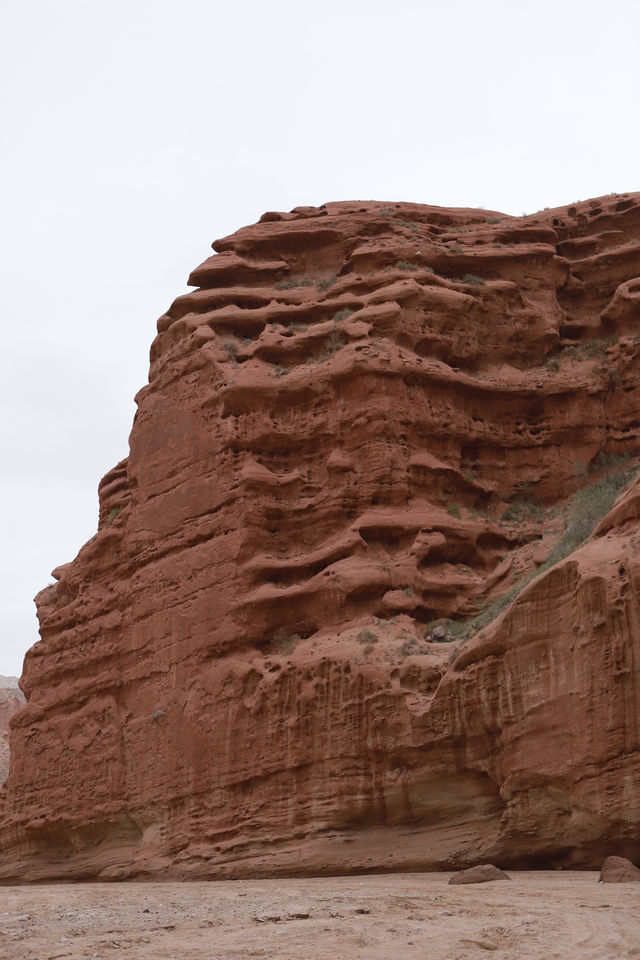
[1,194,640,880]
[0,679,25,785]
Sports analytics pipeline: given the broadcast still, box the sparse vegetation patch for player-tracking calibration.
[306,330,345,364]
[275,278,315,290]
[501,498,543,524]
[274,629,301,654]
[447,456,638,648]
[546,336,617,371]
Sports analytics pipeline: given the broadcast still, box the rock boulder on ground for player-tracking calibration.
[448,865,511,885]
[599,856,640,882]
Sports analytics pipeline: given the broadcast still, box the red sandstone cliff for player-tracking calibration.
[2,194,640,880]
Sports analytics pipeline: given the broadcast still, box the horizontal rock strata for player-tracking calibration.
[1,194,640,879]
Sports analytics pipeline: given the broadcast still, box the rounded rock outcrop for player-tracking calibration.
[448,864,511,884]
[598,856,640,883]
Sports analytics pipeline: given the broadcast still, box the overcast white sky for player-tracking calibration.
[1,0,639,677]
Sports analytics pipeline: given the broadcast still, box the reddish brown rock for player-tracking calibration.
[1,195,640,880]
[448,864,511,884]
[599,856,640,882]
[0,678,25,786]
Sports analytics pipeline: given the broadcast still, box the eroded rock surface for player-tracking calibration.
[2,195,640,880]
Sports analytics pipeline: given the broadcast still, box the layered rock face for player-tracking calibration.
[2,194,640,880]
[0,679,24,786]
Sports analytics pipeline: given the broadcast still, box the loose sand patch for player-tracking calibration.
[1,872,638,960]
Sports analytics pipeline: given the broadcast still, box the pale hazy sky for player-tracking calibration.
[1,0,639,677]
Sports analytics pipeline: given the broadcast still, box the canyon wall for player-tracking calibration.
[1,194,639,879]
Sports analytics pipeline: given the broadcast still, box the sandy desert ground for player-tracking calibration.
[0,871,638,960]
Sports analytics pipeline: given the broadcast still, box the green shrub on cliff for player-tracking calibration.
[275,277,314,290]
[545,459,634,567]
[446,457,638,649]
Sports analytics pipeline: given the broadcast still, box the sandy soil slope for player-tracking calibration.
[1,872,638,960]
